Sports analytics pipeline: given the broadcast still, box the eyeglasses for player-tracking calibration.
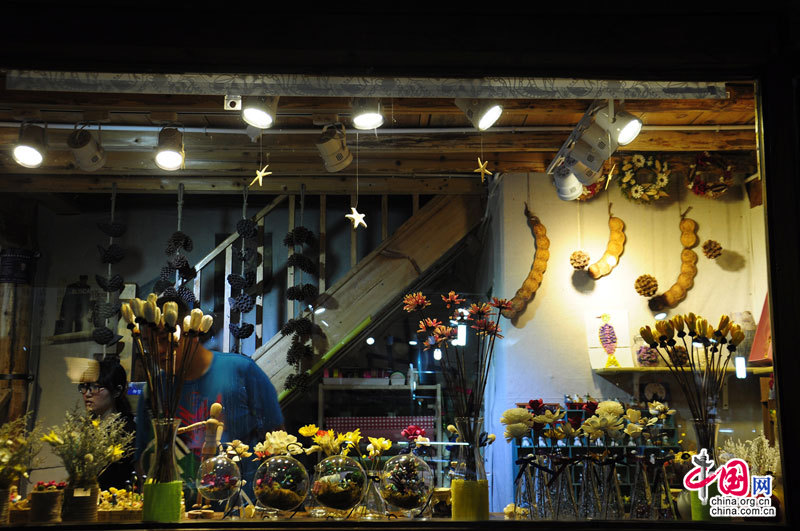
[78,383,106,394]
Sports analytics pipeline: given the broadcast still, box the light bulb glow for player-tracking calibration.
[314,307,326,315]
[735,356,747,379]
[13,145,44,168]
[433,348,442,361]
[409,340,418,346]
[478,104,502,130]
[617,118,643,145]
[366,337,375,345]
[605,255,618,267]
[654,312,668,321]
[353,112,383,130]
[242,107,274,129]
[453,324,467,346]
[155,149,183,171]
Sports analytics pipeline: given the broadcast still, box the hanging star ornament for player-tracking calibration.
[474,157,493,183]
[345,207,367,229]
[250,164,272,187]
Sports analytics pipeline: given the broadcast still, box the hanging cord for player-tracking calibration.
[176,183,184,232]
[355,132,359,209]
[299,184,306,285]
[608,201,614,219]
[680,206,692,219]
[103,182,118,358]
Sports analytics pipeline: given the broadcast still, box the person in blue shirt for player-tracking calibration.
[135,299,283,506]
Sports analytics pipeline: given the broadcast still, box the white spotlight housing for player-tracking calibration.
[455,98,503,130]
[351,98,384,130]
[68,129,106,171]
[315,123,353,172]
[242,96,280,129]
[594,108,642,146]
[13,124,46,168]
[155,127,184,171]
[552,164,583,201]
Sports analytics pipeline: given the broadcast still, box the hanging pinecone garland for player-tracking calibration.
[634,274,659,297]
[702,239,723,259]
[93,186,124,349]
[570,250,590,270]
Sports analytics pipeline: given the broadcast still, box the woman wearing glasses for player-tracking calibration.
[80,359,136,490]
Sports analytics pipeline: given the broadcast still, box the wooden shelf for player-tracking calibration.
[594,366,773,376]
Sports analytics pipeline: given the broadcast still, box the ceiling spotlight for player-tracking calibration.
[242,96,279,129]
[594,106,642,146]
[565,140,606,186]
[315,123,353,172]
[455,98,503,130]
[13,124,46,168]
[68,128,106,171]
[351,98,384,130]
[552,164,583,201]
[155,127,184,171]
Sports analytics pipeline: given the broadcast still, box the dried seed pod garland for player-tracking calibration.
[229,293,255,314]
[93,186,125,348]
[588,205,626,280]
[165,231,193,255]
[570,250,590,270]
[502,204,549,319]
[97,221,127,238]
[229,322,255,340]
[286,254,317,275]
[634,274,659,298]
[98,243,126,264]
[648,212,699,311]
[702,240,723,259]
[95,273,125,293]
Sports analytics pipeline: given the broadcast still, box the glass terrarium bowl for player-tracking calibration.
[197,454,241,501]
[380,453,434,515]
[312,455,368,513]
[253,455,309,513]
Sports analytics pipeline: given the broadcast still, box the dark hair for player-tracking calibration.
[96,359,133,418]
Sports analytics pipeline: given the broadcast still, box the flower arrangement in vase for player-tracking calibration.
[29,481,66,523]
[0,414,41,519]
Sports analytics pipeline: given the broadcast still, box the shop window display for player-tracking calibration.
[0,72,786,528]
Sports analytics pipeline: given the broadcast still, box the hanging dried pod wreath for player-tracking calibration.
[617,154,670,204]
[687,151,734,199]
[648,210,699,311]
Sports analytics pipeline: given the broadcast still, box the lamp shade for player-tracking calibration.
[454,98,503,130]
[242,96,280,129]
[351,98,384,130]
[594,108,642,146]
[13,124,46,168]
[68,129,106,171]
[155,127,184,171]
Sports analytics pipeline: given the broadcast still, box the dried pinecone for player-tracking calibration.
[570,250,590,270]
[94,301,120,320]
[97,221,127,238]
[280,317,313,338]
[229,322,254,339]
[229,293,255,313]
[227,273,255,291]
[96,273,125,292]
[160,286,179,302]
[154,278,174,295]
[178,265,196,281]
[668,345,689,366]
[284,372,311,394]
[160,266,176,281]
[283,226,315,247]
[92,327,115,345]
[635,274,659,297]
[287,254,317,275]
[287,283,318,301]
[702,240,723,259]
[98,244,125,264]
[286,341,313,366]
[176,285,197,308]
[236,219,258,239]
[169,254,189,270]
[165,231,193,255]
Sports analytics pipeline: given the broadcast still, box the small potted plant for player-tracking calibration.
[30,481,66,523]
[0,414,40,525]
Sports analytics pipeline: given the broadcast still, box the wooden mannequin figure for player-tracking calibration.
[177,402,224,508]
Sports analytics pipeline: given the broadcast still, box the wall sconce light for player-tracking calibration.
[455,98,503,130]
[315,123,353,172]
[155,127,184,171]
[13,123,46,168]
[351,98,384,130]
[242,96,280,129]
[68,127,106,171]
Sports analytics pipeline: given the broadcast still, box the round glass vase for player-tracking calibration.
[253,454,309,513]
[143,418,183,523]
[380,453,434,517]
[197,454,241,502]
[312,455,368,513]
[450,416,489,520]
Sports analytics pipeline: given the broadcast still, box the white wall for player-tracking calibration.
[484,173,770,511]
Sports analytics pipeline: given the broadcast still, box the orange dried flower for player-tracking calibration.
[441,291,466,309]
[417,318,442,333]
[403,292,431,312]
[467,302,493,321]
[490,297,512,312]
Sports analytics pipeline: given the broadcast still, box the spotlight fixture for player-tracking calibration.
[68,128,106,171]
[13,123,46,168]
[242,96,279,129]
[594,105,642,146]
[454,98,503,130]
[351,98,384,130]
[315,123,353,172]
[155,127,184,171]
[552,164,583,201]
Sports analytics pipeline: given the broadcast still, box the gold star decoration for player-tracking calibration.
[474,157,493,183]
[250,164,272,187]
[345,207,367,229]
